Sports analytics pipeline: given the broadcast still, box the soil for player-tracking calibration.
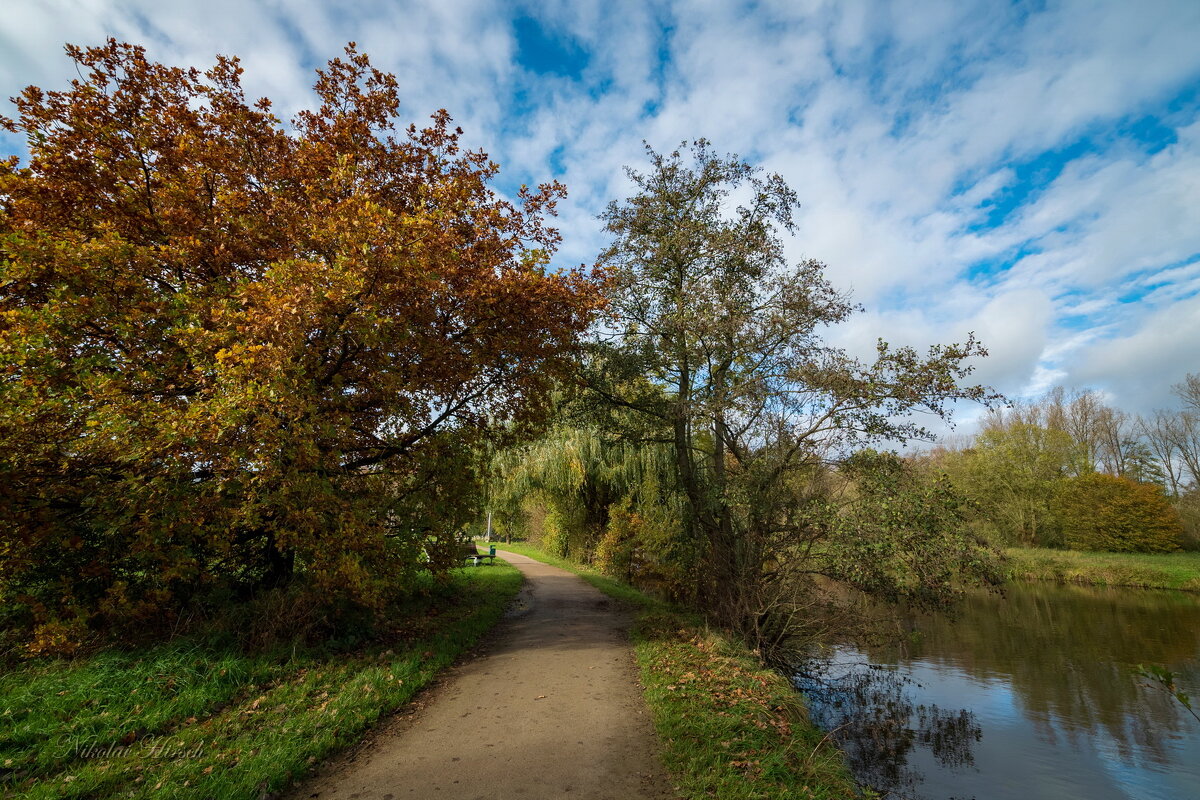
[286,550,679,800]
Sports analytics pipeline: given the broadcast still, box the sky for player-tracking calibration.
[2,0,1198,437]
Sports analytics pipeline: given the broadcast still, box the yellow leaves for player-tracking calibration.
[214,342,267,371]
[26,618,87,658]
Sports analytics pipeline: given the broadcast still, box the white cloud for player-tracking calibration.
[1072,294,1200,413]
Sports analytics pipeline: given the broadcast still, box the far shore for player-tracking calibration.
[1004,547,1200,592]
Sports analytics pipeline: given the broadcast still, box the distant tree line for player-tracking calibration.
[920,378,1199,552]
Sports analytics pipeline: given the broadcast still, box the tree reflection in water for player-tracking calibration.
[793,582,1200,800]
[795,663,981,799]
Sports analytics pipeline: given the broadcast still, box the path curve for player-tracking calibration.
[289,550,677,800]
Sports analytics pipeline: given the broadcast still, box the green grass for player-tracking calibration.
[496,541,863,799]
[0,563,522,799]
[1004,547,1200,591]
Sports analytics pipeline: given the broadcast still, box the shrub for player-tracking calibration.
[1176,490,1200,551]
[1057,473,1183,553]
[595,498,643,582]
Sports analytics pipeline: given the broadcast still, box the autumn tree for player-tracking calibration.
[1056,473,1183,553]
[587,141,998,638]
[0,41,602,640]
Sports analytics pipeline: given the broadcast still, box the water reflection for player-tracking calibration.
[796,583,1200,800]
[797,664,981,797]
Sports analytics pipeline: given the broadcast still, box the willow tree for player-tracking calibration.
[487,419,689,590]
[590,141,998,636]
[0,41,602,642]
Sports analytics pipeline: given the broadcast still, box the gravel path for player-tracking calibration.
[288,550,678,800]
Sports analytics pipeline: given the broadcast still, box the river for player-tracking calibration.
[795,582,1200,800]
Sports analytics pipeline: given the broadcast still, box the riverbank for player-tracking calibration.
[496,541,861,799]
[1004,547,1200,591]
[0,564,522,800]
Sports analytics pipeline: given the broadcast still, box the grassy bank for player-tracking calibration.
[0,563,522,800]
[497,542,862,799]
[1005,547,1200,591]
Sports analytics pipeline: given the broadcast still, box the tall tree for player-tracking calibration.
[590,141,997,633]
[0,41,603,637]
[959,422,1079,545]
[1141,411,1185,496]
[1170,374,1200,489]
[1175,373,1200,414]
[1095,406,1133,477]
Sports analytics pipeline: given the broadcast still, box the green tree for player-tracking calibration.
[1120,439,1168,486]
[821,451,999,609]
[956,422,1079,546]
[1057,473,1183,553]
[589,141,997,638]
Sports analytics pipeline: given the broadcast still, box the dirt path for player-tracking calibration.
[289,550,678,800]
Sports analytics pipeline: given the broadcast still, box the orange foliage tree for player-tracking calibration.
[1057,473,1183,552]
[0,40,603,637]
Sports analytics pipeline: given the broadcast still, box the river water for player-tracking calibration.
[795,582,1200,800]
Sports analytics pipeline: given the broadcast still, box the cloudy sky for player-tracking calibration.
[2,0,1198,434]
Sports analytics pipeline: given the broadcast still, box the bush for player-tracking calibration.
[595,497,642,581]
[540,505,572,558]
[1057,473,1183,553]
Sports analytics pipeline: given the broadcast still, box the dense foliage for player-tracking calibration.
[0,41,602,646]
[487,421,690,595]
[1057,473,1182,553]
[949,423,1080,547]
[491,142,1003,656]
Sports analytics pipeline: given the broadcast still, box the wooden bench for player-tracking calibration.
[461,541,497,566]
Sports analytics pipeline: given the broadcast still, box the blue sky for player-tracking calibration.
[2,0,1198,433]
